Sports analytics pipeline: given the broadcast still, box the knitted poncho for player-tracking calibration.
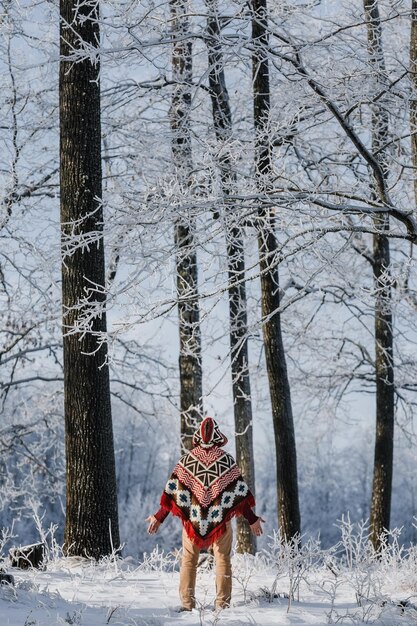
[159,417,255,548]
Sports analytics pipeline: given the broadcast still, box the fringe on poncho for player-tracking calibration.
[159,443,255,548]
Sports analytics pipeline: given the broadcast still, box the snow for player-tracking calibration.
[1,546,417,626]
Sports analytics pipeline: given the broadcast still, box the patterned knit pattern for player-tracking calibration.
[192,419,228,448]
[160,444,255,548]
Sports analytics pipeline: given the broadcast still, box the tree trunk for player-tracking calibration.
[370,218,394,550]
[206,0,256,554]
[60,0,120,558]
[250,0,301,541]
[363,0,394,551]
[170,0,204,452]
[411,1,417,203]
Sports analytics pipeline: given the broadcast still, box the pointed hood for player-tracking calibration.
[192,416,228,448]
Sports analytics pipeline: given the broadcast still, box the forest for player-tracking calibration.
[0,0,417,623]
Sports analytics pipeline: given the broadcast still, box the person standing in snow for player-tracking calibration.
[146,417,264,612]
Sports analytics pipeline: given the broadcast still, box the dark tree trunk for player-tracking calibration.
[170,0,203,452]
[250,0,301,541]
[411,1,417,202]
[364,0,394,550]
[370,219,394,549]
[60,0,120,558]
[206,0,256,554]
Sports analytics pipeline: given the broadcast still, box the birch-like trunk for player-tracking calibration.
[206,0,256,554]
[60,0,120,558]
[170,0,203,452]
[250,0,301,541]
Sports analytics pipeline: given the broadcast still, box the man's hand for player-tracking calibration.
[146,515,161,535]
[250,517,265,537]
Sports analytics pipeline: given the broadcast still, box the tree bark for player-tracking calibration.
[250,0,301,541]
[206,0,256,554]
[60,0,120,558]
[170,0,203,452]
[411,1,417,203]
[363,0,394,551]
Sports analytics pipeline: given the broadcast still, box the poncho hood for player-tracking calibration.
[192,416,228,448]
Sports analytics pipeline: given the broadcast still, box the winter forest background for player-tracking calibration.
[0,0,417,561]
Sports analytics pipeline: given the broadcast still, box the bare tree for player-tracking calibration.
[363,0,394,550]
[205,0,256,554]
[250,0,301,541]
[411,0,417,205]
[60,0,120,558]
[170,0,203,452]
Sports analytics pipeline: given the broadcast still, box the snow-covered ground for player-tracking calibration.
[2,535,417,626]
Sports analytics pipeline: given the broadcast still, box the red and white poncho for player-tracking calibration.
[154,417,257,548]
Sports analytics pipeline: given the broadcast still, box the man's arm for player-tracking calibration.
[241,505,259,525]
[146,506,170,534]
[154,506,169,523]
[241,505,266,536]
[249,517,265,536]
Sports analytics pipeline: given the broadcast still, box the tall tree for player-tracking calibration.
[205,0,256,554]
[411,0,417,204]
[250,0,301,540]
[60,0,120,558]
[363,0,394,551]
[170,0,204,452]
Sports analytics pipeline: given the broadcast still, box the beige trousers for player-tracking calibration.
[179,522,233,610]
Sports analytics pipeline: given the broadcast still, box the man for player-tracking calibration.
[146,416,264,612]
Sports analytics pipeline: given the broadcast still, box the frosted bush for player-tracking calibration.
[137,546,179,572]
[261,528,329,608]
[232,551,268,603]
